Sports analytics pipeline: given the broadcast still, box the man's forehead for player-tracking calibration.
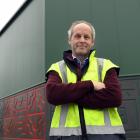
[72,23,92,33]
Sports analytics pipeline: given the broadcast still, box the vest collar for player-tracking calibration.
[89,50,96,63]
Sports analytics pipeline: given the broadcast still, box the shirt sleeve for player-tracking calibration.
[76,68,122,109]
[46,71,93,105]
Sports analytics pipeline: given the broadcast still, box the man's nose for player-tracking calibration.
[79,36,85,42]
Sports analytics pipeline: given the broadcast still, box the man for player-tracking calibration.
[46,20,126,140]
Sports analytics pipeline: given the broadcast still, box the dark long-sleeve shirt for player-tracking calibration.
[46,68,122,109]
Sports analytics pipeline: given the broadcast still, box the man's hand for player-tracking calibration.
[92,81,106,91]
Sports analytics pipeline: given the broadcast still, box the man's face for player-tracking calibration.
[68,23,94,57]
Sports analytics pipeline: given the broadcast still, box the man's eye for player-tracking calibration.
[75,34,81,38]
[84,35,90,39]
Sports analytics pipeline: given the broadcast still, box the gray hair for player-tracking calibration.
[68,20,96,40]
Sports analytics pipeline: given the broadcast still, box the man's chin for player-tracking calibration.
[75,51,89,56]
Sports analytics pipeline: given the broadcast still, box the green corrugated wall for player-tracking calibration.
[45,0,140,76]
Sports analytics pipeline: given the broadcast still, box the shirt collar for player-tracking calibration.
[72,54,89,69]
[72,54,88,61]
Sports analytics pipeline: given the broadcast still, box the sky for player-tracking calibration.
[0,0,26,32]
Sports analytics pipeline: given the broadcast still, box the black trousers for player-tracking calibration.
[50,134,126,140]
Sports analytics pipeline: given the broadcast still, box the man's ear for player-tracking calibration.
[68,38,71,45]
[92,39,95,46]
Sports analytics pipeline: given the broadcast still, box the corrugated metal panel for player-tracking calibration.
[45,0,140,76]
[0,0,45,98]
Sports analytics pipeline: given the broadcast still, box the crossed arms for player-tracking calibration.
[46,68,122,109]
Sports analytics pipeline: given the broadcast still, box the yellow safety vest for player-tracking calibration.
[47,51,125,136]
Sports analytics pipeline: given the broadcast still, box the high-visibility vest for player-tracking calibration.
[47,51,125,136]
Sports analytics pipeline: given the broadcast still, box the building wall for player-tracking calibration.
[0,0,45,98]
[45,0,140,76]
[0,0,140,139]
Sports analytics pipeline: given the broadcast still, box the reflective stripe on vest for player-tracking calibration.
[49,57,125,136]
[58,60,69,128]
